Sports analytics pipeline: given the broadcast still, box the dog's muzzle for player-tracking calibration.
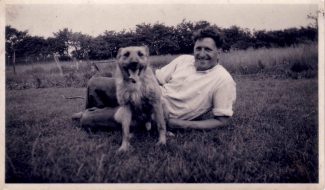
[125,62,143,83]
[128,69,139,83]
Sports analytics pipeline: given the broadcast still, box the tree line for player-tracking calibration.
[6,20,317,63]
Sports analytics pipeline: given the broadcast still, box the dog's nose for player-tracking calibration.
[130,56,139,62]
[129,78,137,83]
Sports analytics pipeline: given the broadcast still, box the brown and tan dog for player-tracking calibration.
[113,46,166,152]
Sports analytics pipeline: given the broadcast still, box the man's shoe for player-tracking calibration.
[71,111,83,121]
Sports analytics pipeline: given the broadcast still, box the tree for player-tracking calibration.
[175,20,195,54]
[18,35,48,63]
[5,25,28,74]
[52,28,71,57]
[135,23,152,45]
[88,35,109,60]
[307,12,318,29]
[116,30,138,51]
[88,31,121,60]
[193,20,211,30]
[5,20,319,64]
[149,23,179,55]
[69,32,93,59]
[52,28,94,60]
[253,30,272,48]
[223,26,253,50]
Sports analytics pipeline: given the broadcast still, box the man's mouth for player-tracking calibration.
[196,59,210,65]
[196,57,210,61]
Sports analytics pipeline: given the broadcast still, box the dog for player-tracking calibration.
[113,46,167,152]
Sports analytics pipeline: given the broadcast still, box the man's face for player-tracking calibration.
[194,37,219,71]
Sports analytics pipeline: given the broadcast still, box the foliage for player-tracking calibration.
[5,20,317,63]
[5,25,29,55]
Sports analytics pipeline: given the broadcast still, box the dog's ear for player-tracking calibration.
[117,48,123,59]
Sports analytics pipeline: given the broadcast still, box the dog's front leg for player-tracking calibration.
[114,106,132,152]
[153,103,167,145]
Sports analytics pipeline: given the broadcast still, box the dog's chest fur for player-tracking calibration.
[116,67,161,122]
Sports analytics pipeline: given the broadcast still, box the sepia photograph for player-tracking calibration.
[3,0,324,189]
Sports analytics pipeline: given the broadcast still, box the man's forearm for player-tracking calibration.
[168,116,229,129]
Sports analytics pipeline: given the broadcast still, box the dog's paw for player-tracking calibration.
[117,145,129,152]
[166,131,175,137]
[155,139,166,146]
[145,122,151,131]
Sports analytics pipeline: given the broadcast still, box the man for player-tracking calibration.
[72,27,236,130]
[156,27,236,129]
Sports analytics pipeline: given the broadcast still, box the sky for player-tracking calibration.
[5,3,318,38]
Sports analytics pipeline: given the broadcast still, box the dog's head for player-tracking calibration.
[116,46,149,83]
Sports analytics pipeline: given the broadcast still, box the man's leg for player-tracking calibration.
[72,76,120,130]
[80,107,120,130]
[85,76,118,109]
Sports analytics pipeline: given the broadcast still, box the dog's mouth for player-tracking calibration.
[124,63,144,84]
[127,69,140,83]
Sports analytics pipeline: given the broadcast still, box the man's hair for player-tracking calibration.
[192,27,223,48]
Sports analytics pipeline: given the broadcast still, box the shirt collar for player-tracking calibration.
[196,63,220,74]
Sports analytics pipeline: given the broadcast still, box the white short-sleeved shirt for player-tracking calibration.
[155,55,236,120]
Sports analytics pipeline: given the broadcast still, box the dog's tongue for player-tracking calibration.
[128,69,140,83]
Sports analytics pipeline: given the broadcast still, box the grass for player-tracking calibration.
[5,43,317,90]
[221,43,318,77]
[5,43,319,182]
[5,76,318,183]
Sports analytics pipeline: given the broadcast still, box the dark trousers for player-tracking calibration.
[79,76,121,130]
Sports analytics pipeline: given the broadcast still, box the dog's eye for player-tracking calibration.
[137,51,144,57]
[123,51,130,57]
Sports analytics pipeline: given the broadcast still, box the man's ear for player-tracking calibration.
[117,48,123,59]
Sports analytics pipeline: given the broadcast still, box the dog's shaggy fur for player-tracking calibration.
[113,46,166,152]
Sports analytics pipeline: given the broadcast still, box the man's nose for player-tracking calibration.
[197,50,206,57]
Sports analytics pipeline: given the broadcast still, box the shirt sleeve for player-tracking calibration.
[212,81,236,117]
[155,55,184,85]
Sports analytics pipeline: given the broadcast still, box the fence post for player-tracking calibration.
[13,50,16,74]
[73,57,79,71]
[53,53,63,76]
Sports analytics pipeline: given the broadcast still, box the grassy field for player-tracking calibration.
[6,43,317,90]
[5,44,319,183]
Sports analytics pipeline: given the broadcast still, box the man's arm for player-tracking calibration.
[155,56,180,85]
[155,55,192,85]
[168,116,230,130]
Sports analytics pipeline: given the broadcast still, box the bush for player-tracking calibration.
[24,67,46,75]
[58,55,72,61]
[290,61,311,73]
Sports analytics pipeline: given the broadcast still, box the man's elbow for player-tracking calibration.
[215,116,230,127]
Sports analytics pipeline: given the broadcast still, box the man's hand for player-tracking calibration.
[167,116,230,130]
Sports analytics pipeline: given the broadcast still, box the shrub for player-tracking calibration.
[24,67,46,75]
